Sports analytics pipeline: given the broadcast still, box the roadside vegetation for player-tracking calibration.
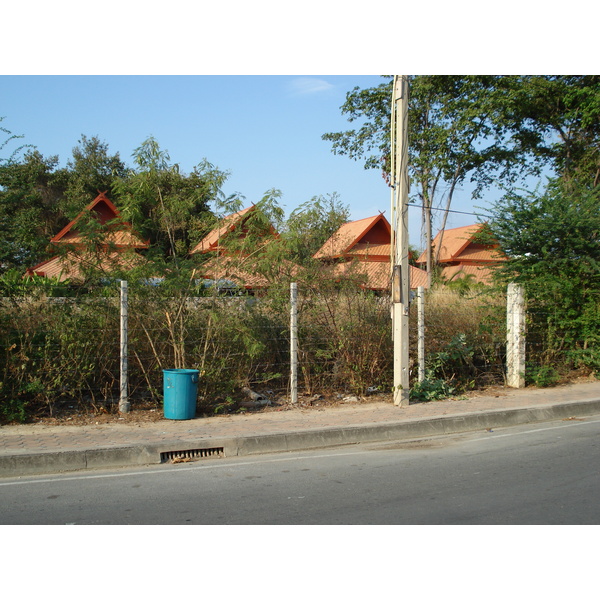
[1,75,599,422]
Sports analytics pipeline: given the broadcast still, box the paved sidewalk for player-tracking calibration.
[2,379,600,477]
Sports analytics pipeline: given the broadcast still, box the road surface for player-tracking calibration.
[2,415,600,524]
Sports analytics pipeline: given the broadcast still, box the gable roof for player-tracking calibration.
[313,214,391,260]
[190,206,255,254]
[416,223,503,265]
[326,261,429,291]
[190,205,279,255]
[440,263,499,285]
[50,192,149,249]
[25,250,146,283]
[198,255,300,291]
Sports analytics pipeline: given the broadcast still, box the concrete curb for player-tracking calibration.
[231,398,600,456]
[2,398,600,478]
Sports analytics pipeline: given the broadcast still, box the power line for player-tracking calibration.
[408,203,493,219]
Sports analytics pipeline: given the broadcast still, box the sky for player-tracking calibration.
[1,74,515,250]
[1,4,592,253]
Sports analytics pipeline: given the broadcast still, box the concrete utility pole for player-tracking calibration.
[390,75,410,407]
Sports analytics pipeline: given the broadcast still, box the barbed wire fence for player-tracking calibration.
[1,279,595,422]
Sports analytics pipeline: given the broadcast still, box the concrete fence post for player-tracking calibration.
[506,282,526,388]
[119,280,130,413]
[290,282,298,404]
[417,286,425,383]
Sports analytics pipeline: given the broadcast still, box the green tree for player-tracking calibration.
[61,135,127,218]
[499,75,600,186]
[0,150,69,270]
[487,179,600,372]
[113,136,228,260]
[282,192,350,264]
[0,134,126,272]
[322,76,581,282]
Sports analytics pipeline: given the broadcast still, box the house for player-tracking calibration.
[189,205,279,256]
[190,205,291,292]
[25,192,149,282]
[313,213,429,291]
[415,223,505,285]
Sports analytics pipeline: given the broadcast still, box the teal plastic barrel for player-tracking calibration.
[163,369,199,420]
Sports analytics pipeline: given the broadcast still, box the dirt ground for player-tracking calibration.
[19,390,393,427]
[11,371,596,428]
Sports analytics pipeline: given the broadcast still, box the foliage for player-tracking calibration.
[416,288,507,390]
[488,179,600,373]
[409,377,456,403]
[282,192,350,264]
[112,137,226,259]
[499,75,600,185]
[0,134,231,272]
[0,288,121,423]
[297,282,393,395]
[322,76,541,277]
[60,135,127,218]
[0,150,69,271]
[527,365,560,388]
[0,116,34,166]
[322,75,600,279]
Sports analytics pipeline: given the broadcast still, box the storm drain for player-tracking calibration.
[161,447,224,463]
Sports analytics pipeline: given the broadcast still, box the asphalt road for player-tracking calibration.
[2,415,600,524]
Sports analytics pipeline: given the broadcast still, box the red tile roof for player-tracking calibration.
[51,192,149,249]
[416,223,504,265]
[440,263,500,285]
[327,261,428,291]
[25,251,146,282]
[313,214,391,260]
[189,206,256,254]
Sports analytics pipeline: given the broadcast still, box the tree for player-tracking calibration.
[282,192,350,264]
[487,179,600,373]
[61,135,127,218]
[113,137,228,260]
[0,116,34,167]
[499,76,600,186]
[0,150,69,270]
[0,133,130,272]
[322,76,564,283]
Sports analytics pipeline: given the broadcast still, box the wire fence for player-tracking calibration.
[0,280,597,422]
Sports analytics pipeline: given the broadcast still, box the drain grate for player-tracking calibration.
[161,447,224,463]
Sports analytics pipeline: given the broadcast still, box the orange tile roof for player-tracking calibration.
[329,261,429,291]
[416,224,483,264]
[52,229,149,249]
[198,255,300,290]
[190,206,275,255]
[451,244,504,263]
[440,263,500,285]
[313,214,391,260]
[345,242,391,261]
[51,192,149,249]
[415,223,505,267]
[26,251,146,283]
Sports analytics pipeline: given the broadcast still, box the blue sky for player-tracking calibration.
[0,5,589,251]
[1,74,498,250]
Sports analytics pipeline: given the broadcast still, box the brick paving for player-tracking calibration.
[2,379,600,457]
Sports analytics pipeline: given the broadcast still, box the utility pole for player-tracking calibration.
[390,75,410,406]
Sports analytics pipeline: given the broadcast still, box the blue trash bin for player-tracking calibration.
[163,369,199,420]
